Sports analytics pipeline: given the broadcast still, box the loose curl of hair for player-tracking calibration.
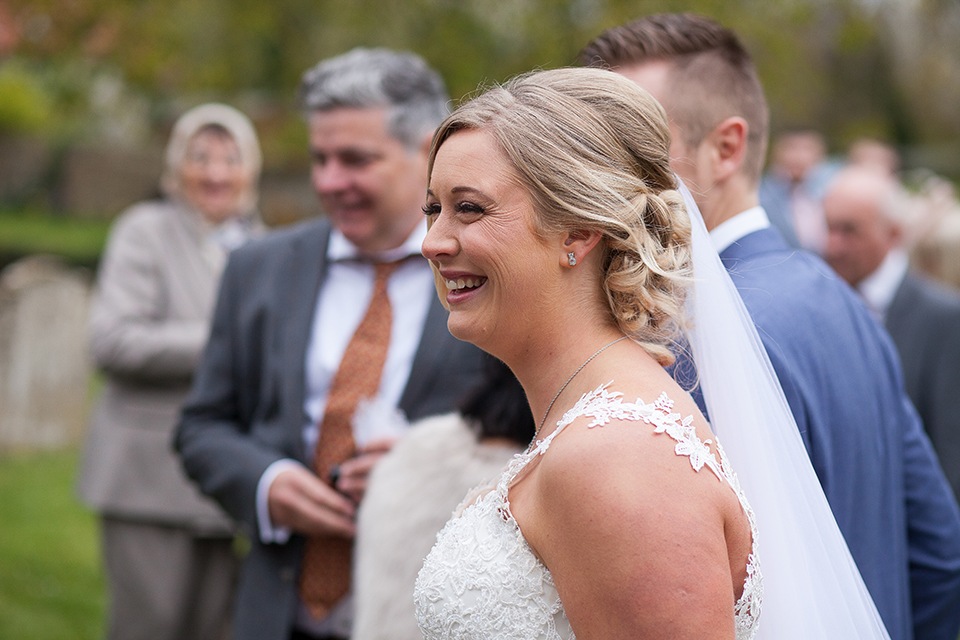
[428,67,692,365]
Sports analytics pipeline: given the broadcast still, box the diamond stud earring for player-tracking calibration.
[567,252,577,266]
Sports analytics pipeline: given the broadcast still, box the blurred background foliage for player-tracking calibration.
[1,0,958,178]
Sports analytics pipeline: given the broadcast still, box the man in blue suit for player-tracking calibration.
[580,13,960,640]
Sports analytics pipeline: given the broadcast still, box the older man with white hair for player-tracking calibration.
[824,164,960,501]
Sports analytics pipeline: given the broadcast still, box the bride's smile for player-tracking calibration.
[422,129,564,358]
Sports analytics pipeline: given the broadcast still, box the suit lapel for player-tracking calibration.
[398,293,448,416]
[277,221,332,444]
[884,273,918,339]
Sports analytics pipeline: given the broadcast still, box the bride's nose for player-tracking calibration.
[422,214,458,261]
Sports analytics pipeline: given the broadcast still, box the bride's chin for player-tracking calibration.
[447,318,491,351]
[448,319,475,342]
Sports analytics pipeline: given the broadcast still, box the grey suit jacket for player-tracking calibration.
[175,217,486,640]
[78,199,259,532]
[886,271,960,500]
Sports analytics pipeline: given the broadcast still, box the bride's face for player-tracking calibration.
[422,129,560,357]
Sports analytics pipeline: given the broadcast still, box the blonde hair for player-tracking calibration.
[429,67,691,364]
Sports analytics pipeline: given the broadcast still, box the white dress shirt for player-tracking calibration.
[303,224,432,455]
[710,206,771,252]
[256,221,433,634]
[857,248,909,322]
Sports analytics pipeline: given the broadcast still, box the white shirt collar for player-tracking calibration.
[327,219,427,262]
[709,206,771,252]
[858,248,909,319]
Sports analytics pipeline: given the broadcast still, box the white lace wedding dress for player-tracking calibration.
[414,384,762,639]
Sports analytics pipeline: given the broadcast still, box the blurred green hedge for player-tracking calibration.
[0,209,110,270]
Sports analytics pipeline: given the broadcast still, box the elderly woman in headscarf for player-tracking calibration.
[78,103,265,640]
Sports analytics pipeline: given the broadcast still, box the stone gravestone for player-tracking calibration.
[0,255,93,451]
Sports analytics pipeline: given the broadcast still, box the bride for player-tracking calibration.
[414,67,889,638]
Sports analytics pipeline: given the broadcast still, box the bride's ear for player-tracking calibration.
[560,229,603,268]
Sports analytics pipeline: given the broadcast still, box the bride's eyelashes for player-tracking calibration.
[421,200,487,219]
[453,201,486,220]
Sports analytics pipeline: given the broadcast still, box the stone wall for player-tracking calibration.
[0,135,54,204]
[59,143,163,219]
[0,135,318,226]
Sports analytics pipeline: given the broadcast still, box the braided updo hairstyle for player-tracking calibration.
[427,67,692,365]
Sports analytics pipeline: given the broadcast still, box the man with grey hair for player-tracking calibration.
[824,164,960,503]
[176,48,485,640]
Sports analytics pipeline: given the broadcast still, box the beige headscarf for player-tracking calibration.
[159,102,262,216]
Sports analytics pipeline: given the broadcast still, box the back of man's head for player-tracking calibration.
[578,13,769,184]
[298,47,450,151]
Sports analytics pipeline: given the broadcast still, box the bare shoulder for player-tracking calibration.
[514,394,738,636]
[538,403,722,523]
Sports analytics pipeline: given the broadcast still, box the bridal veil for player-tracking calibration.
[680,181,891,639]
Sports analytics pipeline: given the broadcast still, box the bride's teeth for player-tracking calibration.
[445,277,485,290]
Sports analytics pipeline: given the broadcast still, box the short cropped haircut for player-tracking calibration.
[298,47,450,151]
[578,13,770,184]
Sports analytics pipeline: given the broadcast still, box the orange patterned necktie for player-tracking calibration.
[299,259,404,619]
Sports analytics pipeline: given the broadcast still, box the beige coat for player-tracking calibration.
[77,198,260,533]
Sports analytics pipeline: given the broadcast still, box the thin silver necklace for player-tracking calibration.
[534,335,628,441]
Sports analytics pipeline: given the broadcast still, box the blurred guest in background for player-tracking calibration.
[847,136,901,176]
[824,164,960,500]
[352,356,533,640]
[77,102,265,640]
[758,127,840,252]
[845,137,960,250]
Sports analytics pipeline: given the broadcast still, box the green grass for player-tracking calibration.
[0,448,105,639]
[0,209,110,267]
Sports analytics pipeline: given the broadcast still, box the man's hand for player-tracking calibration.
[335,437,399,504]
[267,466,356,538]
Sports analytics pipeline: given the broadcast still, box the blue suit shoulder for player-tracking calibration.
[721,227,960,640]
[721,228,853,318]
[720,228,890,369]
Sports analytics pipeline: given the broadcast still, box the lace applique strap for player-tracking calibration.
[496,383,724,527]
[514,383,726,483]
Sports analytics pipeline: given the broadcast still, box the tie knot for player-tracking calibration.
[373,255,418,282]
[373,260,400,280]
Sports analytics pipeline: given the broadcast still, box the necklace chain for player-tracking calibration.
[534,335,628,441]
